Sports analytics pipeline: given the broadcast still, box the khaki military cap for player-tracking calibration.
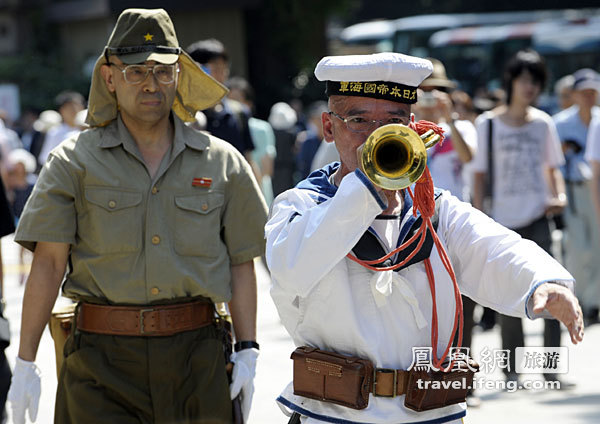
[86,8,228,127]
[105,8,181,65]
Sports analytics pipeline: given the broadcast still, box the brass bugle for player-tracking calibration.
[361,124,441,190]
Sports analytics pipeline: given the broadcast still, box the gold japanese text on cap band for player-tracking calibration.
[326,81,418,104]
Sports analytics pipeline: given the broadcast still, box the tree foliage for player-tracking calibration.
[0,52,89,112]
[245,0,358,118]
[0,8,90,113]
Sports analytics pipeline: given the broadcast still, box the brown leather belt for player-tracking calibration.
[372,368,410,397]
[77,300,214,336]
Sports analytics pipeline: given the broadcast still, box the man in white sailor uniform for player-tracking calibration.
[265,52,584,424]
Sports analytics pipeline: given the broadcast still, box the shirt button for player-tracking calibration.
[201,203,208,211]
[108,200,116,209]
[151,186,158,194]
[151,235,160,245]
[150,287,160,295]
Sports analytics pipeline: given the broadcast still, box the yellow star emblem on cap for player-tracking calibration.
[143,32,154,42]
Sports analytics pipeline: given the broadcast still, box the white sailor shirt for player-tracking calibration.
[266,162,574,424]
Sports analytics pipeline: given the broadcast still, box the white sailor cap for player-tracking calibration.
[314,52,433,104]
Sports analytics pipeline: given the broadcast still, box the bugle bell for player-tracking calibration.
[361,124,441,190]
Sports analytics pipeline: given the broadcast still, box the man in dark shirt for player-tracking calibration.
[186,39,256,160]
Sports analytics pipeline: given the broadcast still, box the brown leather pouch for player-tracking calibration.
[404,358,479,412]
[49,303,76,377]
[291,346,374,410]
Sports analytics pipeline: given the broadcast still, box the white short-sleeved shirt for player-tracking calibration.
[585,117,600,163]
[471,109,565,229]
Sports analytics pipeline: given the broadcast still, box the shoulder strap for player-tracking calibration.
[486,117,494,200]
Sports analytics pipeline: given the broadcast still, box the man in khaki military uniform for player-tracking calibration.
[7,8,267,424]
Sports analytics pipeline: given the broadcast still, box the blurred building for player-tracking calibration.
[333,8,600,97]
[0,0,18,56]
[0,0,260,79]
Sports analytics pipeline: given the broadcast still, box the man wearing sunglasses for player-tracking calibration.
[8,8,267,423]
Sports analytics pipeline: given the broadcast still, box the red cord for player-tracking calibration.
[346,225,426,271]
[409,118,446,148]
[348,219,425,265]
[347,120,463,368]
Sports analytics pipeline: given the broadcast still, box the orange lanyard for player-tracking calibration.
[347,119,464,369]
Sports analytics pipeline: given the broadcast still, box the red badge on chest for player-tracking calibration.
[192,177,212,188]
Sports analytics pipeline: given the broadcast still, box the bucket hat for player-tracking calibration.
[420,58,457,90]
[86,8,227,127]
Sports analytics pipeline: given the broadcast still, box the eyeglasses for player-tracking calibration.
[328,111,407,133]
[109,63,179,85]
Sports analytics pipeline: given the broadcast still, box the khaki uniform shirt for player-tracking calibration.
[15,114,267,304]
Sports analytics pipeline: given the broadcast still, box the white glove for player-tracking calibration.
[229,348,259,422]
[7,357,41,424]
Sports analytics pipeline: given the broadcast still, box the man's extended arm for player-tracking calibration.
[532,283,584,344]
[18,241,69,361]
[441,193,582,343]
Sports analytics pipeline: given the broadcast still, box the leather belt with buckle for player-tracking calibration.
[372,367,409,397]
[77,300,214,336]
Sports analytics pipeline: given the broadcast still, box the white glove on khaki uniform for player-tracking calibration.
[229,348,259,422]
[7,357,41,424]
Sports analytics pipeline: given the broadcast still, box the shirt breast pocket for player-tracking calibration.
[84,187,143,254]
[174,193,224,257]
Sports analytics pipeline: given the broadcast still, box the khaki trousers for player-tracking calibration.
[55,324,233,423]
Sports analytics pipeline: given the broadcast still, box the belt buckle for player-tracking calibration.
[373,368,398,397]
[139,308,155,335]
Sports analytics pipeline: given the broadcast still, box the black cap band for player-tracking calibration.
[326,80,418,104]
[106,45,182,56]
